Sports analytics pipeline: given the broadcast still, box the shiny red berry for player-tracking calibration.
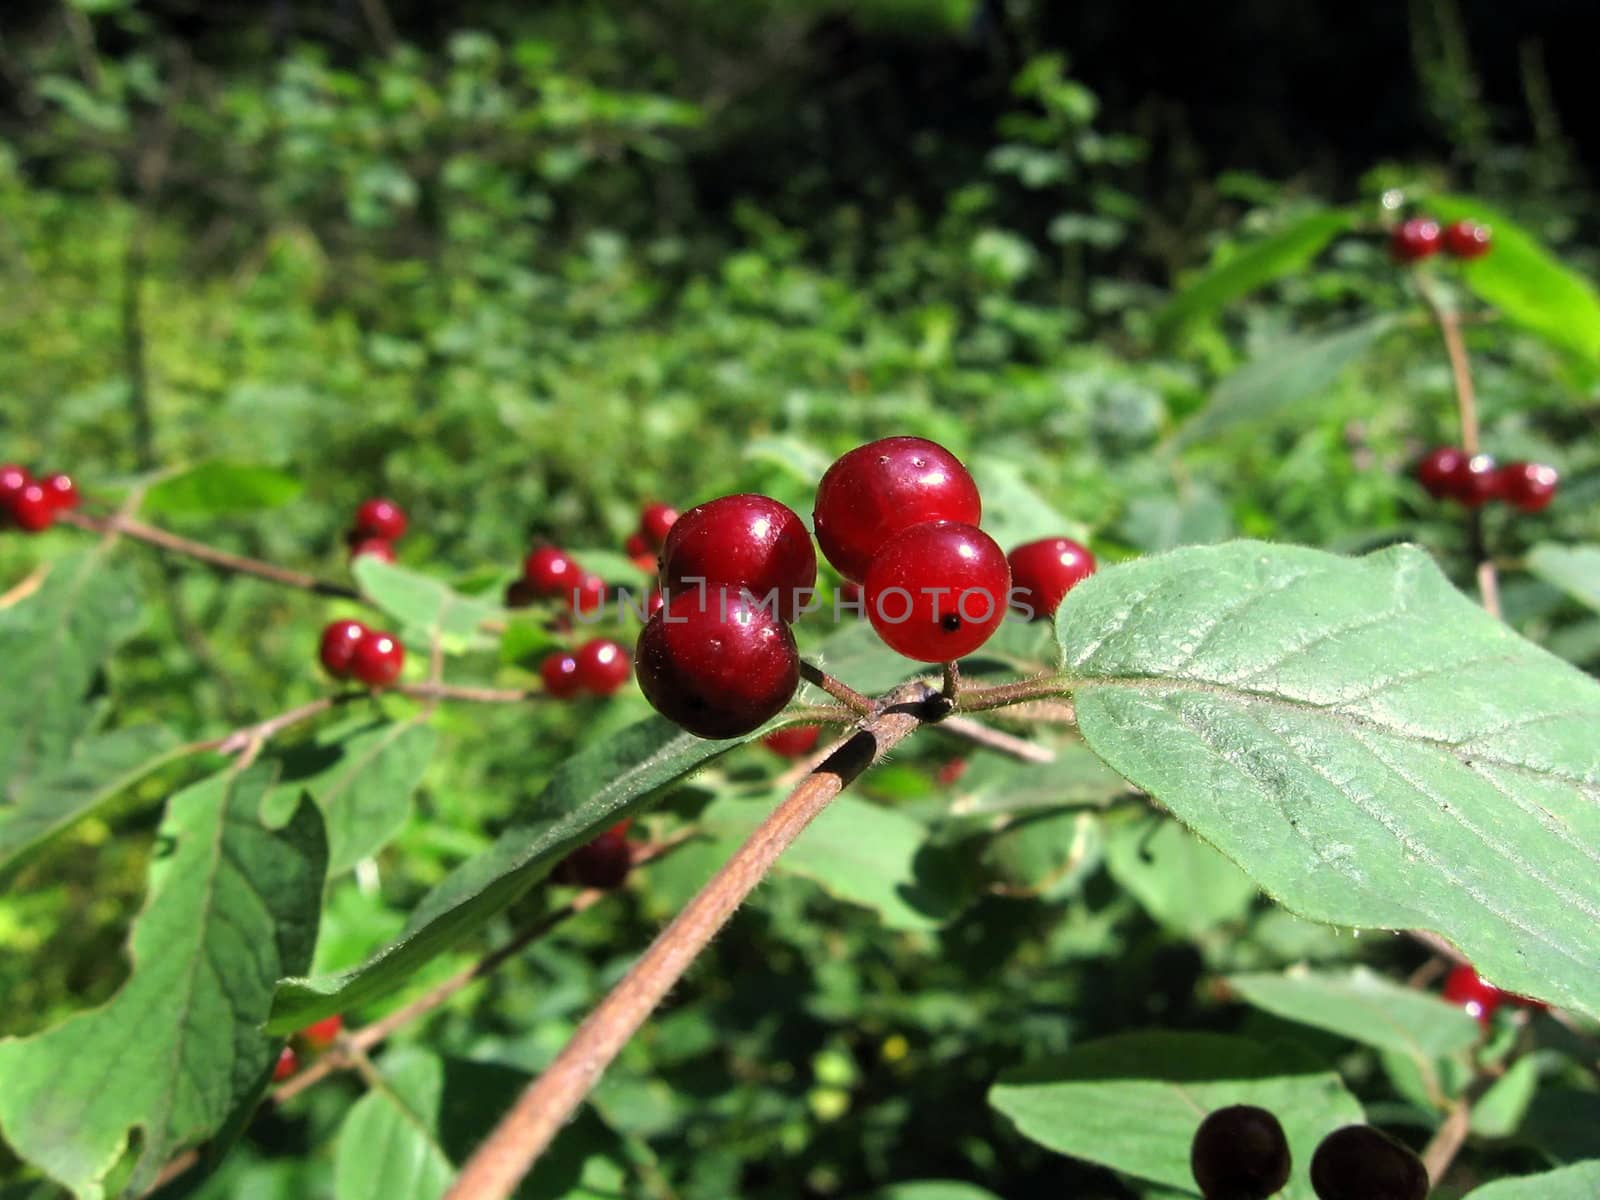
[319,619,369,678]
[575,638,631,696]
[1189,1105,1291,1200]
[1008,537,1095,621]
[353,497,407,541]
[863,521,1010,662]
[273,1046,299,1082]
[300,1014,343,1050]
[1496,462,1559,513]
[1309,1125,1428,1200]
[1449,452,1500,507]
[813,437,982,582]
[1415,446,1465,499]
[351,631,405,688]
[568,572,607,616]
[41,473,79,511]
[635,594,800,738]
[523,546,581,597]
[10,483,55,532]
[1443,219,1492,260]
[1390,217,1442,263]
[661,493,818,623]
[0,464,29,504]
[349,536,395,563]
[639,503,679,550]
[540,652,582,698]
[644,587,664,618]
[1443,964,1507,1024]
[762,725,821,758]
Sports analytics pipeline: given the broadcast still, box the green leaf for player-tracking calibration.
[1174,316,1398,445]
[267,717,438,875]
[269,715,751,1031]
[863,1185,1005,1200]
[947,743,1129,816]
[1054,541,1600,1018]
[1225,968,1480,1085]
[0,763,326,1199]
[1522,1088,1600,1163]
[1470,1053,1543,1138]
[979,808,1102,900]
[1103,813,1258,936]
[1527,543,1600,614]
[1155,210,1354,333]
[1431,196,1600,365]
[143,462,303,515]
[0,724,182,883]
[1464,1162,1600,1199]
[353,558,498,653]
[990,1032,1362,1200]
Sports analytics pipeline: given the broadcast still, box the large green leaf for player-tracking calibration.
[1103,813,1258,936]
[1527,543,1600,614]
[1155,209,1354,333]
[990,1032,1363,1200]
[352,558,498,653]
[142,462,303,515]
[1053,541,1600,1018]
[0,763,326,1199]
[1173,316,1398,445]
[1465,1163,1600,1199]
[1431,196,1600,365]
[269,715,754,1031]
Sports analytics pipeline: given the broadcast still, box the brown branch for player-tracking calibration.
[396,682,542,704]
[953,673,1070,714]
[1421,1096,1472,1185]
[60,510,361,599]
[798,660,875,716]
[444,683,944,1200]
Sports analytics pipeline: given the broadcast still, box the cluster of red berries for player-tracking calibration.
[510,546,608,615]
[1391,216,1492,264]
[541,638,632,699]
[346,497,407,564]
[1441,963,1544,1026]
[272,1013,344,1082]
[625,502,678,573]
[318,619,406,688]
[552,819,635,889]
[1415,448,1559,512]
[1191,1104,1427,1200]
[0,464,79,533]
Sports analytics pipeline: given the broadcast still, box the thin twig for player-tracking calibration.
[933,716,1054,763]
[954,674,1070,714]
[1421,1097,1472,1185]
[798,660,875,716]
[444,683,944,1200]
[941,660,961,702]
[397,682,542,704]
[198,694,357,755]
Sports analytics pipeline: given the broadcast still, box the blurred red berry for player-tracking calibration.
[273,1046,299,1082]
[1443,220,1492,260]
[319,619,368,678]
[300,1014,344,1050]
[41,473,79,511]
[1496,462,1559,513]
[353,497,407,541]
[523,546,581,597]
[762,725,821,758]
[1449,453,1501,507]
[639,503,679,550]
[349,537,395,563]
[574,638,631,696]
[10,483,55,532]
[0,464,29,504]
[540,652,582,699]
[1443,964,1507,1024]
[1415,447,1466,499]
[351,631,405,688]
[1390,218,1442,263]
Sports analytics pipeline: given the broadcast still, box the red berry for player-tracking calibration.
[1443,964,1506,1024]
[575,638,631,696]
[1496,461,1559,513]
[353,497,407,541]
[568,572,607,617]
[523,546,581,597]
[625,532,650,558]
[41,473,79,511]
[1390,217,1442,263]
[10,483,55,532]
[660,493,818,623]
[1007,537,1095,621]
[635,594,801,738]
[1415,446,1466,499]
[862,521,1010,663]
[937,758,968,786]
[300,1014,344,1050]
[556,830,633,889]
[319,619,369,678]
[0,464,29,504]
[762,725,821,758]
[639,503,679,550]
[1449,452,1500,507]
[813,437,982,582]
[540,652,582,698]
[273,1046,299,1082]
[349,536,395,563]
[632,555,658,575]
[351,631,405,688]
[1443,219,1492,260]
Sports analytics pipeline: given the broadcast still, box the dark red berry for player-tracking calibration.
[0,464,29,504]
[541,652,582,698]
[639,503,679,550]
[625,532,650,558]
[762,725,821,758]
[813,437,982,582]
[1390,217,1442,264]
[41,473,79,511]
[568,572,607,616]
[10,483,55,532]
[1190,1104,1292,1200]
[1496,462,1558,513]
[1309,1125,1428,1200]
[349,537,395,563]
[1443,219,1492,260]
[273,1046,299,1082]
[319,619,369,678]
[1008,537,1096,621]
[1415,446,1466,499]
[556,829,633,889]
[863,521,1010,662]
[1449,452,1500,507]
[504,578,539,608]
[1443,964,1507,1024]
[635,594,801,738]
[661,493,819,623]
[575,638,631,696]
[523,546,581,597]
[351,631,405,688]
[353,497,407,541]
[300,1014,343,1050]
